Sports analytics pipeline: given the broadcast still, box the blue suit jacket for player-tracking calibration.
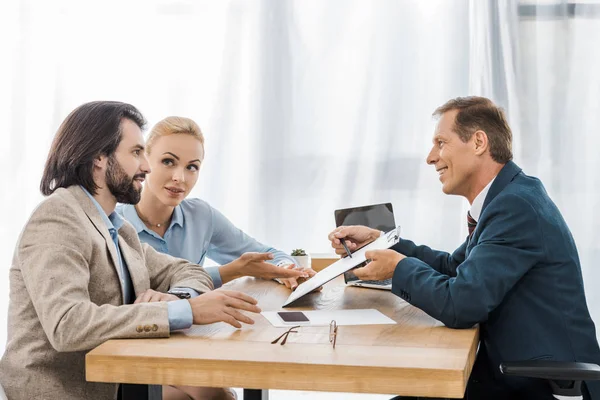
[392,161,600,398]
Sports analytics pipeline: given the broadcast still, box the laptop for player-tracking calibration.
[334,203,396,290]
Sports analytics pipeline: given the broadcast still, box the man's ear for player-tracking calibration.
[473,130,489,156]
[94,154,108,169]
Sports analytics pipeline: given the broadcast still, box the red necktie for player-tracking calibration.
[467,211,477,236]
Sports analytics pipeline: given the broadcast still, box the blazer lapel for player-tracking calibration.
[467,162,522,253]
[481,161,523,215]
[67,186,125,299]
[118,230,151,298]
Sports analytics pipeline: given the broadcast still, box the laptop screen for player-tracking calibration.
[334,203,395,231]
[334,203,396,285]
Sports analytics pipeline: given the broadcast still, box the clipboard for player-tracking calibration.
[282,227,400,307]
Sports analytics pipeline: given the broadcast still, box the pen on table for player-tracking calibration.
[339,238,352,258]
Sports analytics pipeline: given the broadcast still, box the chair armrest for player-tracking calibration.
[499,360,600,381]
[500,360,600,398]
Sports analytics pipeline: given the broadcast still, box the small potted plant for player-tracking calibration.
[291,248,311,269]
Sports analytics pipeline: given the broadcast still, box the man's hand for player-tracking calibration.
[134,289,180,304]
[328,225,381,256]
[220,252,309,284]
[188,290,261,328]
[353,249,406,281]
[277,264,321,291]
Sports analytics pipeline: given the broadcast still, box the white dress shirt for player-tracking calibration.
[469,177,496,222]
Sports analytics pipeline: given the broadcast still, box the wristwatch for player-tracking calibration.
[167,289,191,299]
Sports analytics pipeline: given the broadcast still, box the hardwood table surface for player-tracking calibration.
[86,276,479,398]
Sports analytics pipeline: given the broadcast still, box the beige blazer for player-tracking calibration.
[0,186,214,400]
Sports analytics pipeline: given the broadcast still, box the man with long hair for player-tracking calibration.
[0,101,304,400]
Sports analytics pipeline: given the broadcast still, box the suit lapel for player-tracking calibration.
[481,161,522,215]
[67,186,125,299]
[467,162,521,253]
[118,228,150,298]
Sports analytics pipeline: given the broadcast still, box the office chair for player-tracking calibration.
[500,360,600,399]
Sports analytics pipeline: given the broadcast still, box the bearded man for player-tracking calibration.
[0,101,268,399]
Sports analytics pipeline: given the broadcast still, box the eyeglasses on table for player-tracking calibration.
[271,320,338,349]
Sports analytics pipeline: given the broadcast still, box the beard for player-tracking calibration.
[105,156,144,204]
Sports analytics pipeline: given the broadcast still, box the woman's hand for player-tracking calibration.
[277,264,321,291]
[220,252,309,284]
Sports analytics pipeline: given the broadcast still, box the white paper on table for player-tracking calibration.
[262,309,396,327]
[282,227,400,307]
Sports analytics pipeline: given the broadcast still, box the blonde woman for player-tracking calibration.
[117,116,315,400]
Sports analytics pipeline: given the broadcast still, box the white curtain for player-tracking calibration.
[1,0,598,357]
[469,0,600,332]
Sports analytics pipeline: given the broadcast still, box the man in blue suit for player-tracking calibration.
[328,97,600,399]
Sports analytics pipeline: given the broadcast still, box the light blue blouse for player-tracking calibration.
[117,198,295,288]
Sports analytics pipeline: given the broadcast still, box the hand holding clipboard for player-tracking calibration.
[282,227,400,307]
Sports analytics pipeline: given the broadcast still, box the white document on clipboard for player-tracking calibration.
[282,227,400,307]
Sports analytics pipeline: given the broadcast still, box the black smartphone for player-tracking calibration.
[277,311,310,323]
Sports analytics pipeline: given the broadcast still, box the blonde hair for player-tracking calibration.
[146,116,205,154]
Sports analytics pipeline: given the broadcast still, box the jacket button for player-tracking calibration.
[144,325,151,332]
[136,325,143,333]
[152,324,158,332]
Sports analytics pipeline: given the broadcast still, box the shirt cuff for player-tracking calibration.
[171,287,201,298]
[205,266,223,289]
[167,299,193,331]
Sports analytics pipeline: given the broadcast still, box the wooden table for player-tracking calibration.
[87,276,479,399]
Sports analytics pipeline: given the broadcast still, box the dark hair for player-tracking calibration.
[433,96,513,163]
[40,101,146,196]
